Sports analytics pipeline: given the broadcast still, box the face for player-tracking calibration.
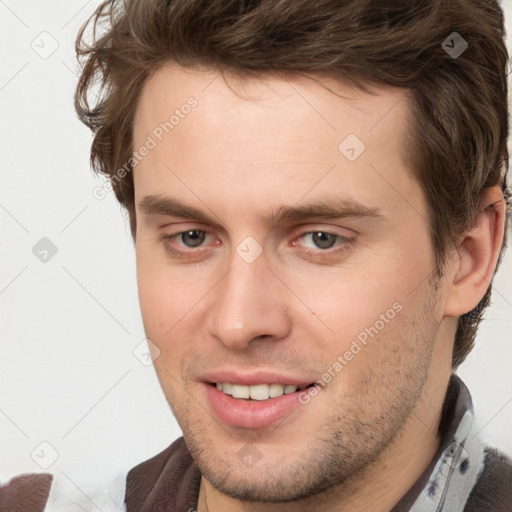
[133,64,451,502]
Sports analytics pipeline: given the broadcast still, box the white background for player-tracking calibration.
[1,0,511,493]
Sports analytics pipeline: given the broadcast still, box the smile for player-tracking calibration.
[214,382,311,400]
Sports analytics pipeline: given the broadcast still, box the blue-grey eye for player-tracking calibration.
[181,230,205,247]
[310,232,338,249]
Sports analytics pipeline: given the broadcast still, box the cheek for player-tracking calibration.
[302,255,432,373]
[136,244,179,342]
[137,262,188,390]
[299,270,404,346]
[135,242,213,360]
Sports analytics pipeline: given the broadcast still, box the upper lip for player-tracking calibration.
[201,369,315,388]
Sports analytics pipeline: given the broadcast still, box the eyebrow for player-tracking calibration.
[138,194,383,226]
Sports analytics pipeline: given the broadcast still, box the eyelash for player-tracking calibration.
[159,229,354,259]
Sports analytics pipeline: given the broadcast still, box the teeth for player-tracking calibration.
[232,384,250,399]
[284,384,298,394]
[269,384,284,398]
[215,382,300,400]
[249,384,269,401]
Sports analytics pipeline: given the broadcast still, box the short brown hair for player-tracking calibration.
[75,0,510,370]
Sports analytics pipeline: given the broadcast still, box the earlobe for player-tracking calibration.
[444,186,506,317]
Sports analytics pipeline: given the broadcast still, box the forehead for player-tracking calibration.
[132,63,420,226]
[134,64,412,150]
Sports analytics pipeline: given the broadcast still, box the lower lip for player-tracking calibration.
[203,383,305,429]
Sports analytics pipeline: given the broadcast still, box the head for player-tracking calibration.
[75,0,509,504]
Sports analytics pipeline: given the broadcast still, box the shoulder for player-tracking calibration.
[125,436,201,512]
[0,472,53,512]
[1,470,128,511]
[464,445,512,512]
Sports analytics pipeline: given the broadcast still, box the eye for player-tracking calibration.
[300,232,338,250]
[160,229,217,259]
[294,231,349,251]
[178,229,206,248]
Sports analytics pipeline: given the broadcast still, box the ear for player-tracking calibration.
[444,186,507,317]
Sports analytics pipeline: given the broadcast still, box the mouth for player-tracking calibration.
[201,371,319,428]
[210,382,316,401]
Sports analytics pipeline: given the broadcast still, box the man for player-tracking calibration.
[1,0,511,510]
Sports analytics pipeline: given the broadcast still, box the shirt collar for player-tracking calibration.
[391,373,485,512]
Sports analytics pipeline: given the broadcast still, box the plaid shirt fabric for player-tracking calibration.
[2,374,511,511]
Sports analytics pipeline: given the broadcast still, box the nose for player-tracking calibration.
[207,249,292,350]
